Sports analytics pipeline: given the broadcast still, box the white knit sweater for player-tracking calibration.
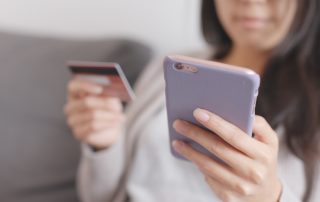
[77,53,320,202]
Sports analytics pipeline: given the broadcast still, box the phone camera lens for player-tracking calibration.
[175,63,183,70]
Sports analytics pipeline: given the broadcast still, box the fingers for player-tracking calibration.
[253,116,279,148]
[192,108,264,159]
[65,78,126,149]
[67,110,125,130]
[205,176,236,202]
[72,120,121,140]
[173,141,254,196]
[72,121,109,140]
[66,101,125,149]
[173,109,279,170]
[173,110,281,202]
[64,96,123,115]
[68,77,130,101]
[173,120,256,177]
[173,120,271,184]
[68,79,104,98]
[205,176,242,202]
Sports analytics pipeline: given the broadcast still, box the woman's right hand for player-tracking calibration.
[64,79,126,150]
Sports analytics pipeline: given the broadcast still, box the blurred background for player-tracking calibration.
[0,0,205,54]
[0,1,206,202]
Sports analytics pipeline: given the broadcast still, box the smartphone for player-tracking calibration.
[67,61,135,102]
[163,55,260,161]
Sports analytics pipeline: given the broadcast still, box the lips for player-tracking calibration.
[236,16,268,29]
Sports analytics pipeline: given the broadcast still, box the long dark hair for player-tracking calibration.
[201,0,320,201]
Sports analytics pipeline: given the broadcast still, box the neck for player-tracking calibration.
[221,45,270,75]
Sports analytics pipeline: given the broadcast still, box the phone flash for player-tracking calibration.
[174,63,198,73]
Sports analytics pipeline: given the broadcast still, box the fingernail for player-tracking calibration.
[194,108,210,122]
[172,140,184,153]
[173,120,189,134]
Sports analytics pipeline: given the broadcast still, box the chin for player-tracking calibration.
[236,36,274,51]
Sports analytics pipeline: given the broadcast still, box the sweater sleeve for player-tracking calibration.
[278,178,302,202]
[77,133,126,202]
[76,57,165,202]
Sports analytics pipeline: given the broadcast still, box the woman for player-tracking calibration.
[65,0,320,201]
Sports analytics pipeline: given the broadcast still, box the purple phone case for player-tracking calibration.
[163,55,260,161]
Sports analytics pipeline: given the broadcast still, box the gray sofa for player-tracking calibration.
[0,32,152,202]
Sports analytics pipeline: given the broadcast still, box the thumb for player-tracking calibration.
[68,78,104,97]
[253,115,278,147]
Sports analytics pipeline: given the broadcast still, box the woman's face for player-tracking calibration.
[214,0,297,51]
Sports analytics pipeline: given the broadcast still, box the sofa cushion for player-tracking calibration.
[0,31,152,202]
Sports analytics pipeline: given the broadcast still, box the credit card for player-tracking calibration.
[67,61,135,102]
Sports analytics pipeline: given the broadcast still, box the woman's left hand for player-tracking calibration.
[172,108,282,202]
